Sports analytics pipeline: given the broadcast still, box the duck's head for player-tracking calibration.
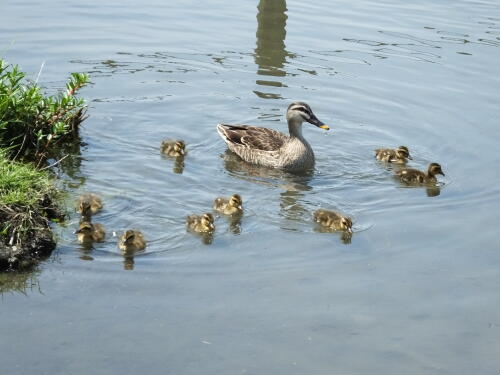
[428,163,445,177]
[286,102,329,130]
[229,194,243,210]
[201,213,215,231]
[396,146,412,160]
[75,221,93,234]
[340,217,353,233]
[122,230,136,244]
[174,140,186,155]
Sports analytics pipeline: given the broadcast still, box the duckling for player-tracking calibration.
[186,213,215,233]
[313,209,353,233]
[77,193,103,219]
[75,221,106,243]
[395,162,445,184]
[118,230,146,252]
[213,194,243,215]
[375,146,412,164]
[160,139,186,157]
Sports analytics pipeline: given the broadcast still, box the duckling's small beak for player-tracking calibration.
[307,114,330,130]
[237,205,242,210]
[439,171,445,176]
[407,155,413,160]
[347,228,353,234]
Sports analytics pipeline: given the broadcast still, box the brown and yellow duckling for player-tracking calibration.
[313,209,353,233]
[186,213,215,233]
[213,194,243,215]
[395,162,444,184]
[160,139,186,157]
[118,230,146,252]
[375,146,412,164]
[77,193,103,219]
[75,221,106,244]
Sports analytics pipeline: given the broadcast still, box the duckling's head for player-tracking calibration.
[396,146,412,160]
[201,213,215,231]
[286,102,329,130]
[340,217,353,233]
[79,201,91,216]
[428,163,445,177]
[229,194,243,210]
[174,140,185,155]
[76,221,93,234]
[122,230,136,244]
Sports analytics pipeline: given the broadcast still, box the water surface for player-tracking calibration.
[1,0,500,374]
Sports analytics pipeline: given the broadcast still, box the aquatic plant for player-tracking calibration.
[0,58,89,161]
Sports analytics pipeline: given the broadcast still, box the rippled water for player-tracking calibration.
[1,0,500,373]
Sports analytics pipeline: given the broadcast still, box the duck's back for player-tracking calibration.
[396,168,427,183]
[217,124,313,170]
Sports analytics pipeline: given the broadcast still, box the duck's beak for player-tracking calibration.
[439,171,445,176]
[237,205,242,210]
[307,114,330,130]
[407,155,413,160]
[347,227,353,234]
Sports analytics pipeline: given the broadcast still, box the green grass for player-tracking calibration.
[0,59,88,256]
[0,151,53,206]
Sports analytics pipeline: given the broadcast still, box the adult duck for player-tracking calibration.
[217,102,329,171]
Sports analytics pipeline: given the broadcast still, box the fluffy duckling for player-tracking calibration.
[77,193,103,219]
[118,230,146,252]
[75,221,106,244]
[186,213,215,233]
[160,139,186,157]
[395,162,444,184]
[213,194,243,215]
[313,209,353,233]
[375,146,412,164]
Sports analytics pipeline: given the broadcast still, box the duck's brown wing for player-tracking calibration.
[217,124,287,152]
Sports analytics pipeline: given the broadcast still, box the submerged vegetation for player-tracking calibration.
[0,58,89,271]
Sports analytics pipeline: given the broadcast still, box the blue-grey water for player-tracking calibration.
[1,0,500,374]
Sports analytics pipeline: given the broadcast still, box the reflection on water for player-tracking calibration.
[254,0,292,99]
[0,269,41,296]
[161,154,185,174]
[223,149,314,228]
[314,225,353,245]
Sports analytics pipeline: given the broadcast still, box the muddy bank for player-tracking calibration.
[0,199,63,271]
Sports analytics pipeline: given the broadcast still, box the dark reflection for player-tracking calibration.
[222,150,312,226]
[228,214,243,235]
[0,268,42,295]
[314,225,353,245]
[161,154,185,174]
[78,243,94,261]
[201,232,214,245]
[121,248,146,270]
[254,0,293,98]
[426,186,441,197]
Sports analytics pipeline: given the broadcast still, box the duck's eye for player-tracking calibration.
[293,107,310,117]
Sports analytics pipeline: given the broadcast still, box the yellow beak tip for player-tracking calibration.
[320,125,330,130]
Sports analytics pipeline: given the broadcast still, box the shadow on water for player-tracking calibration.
[254,0,293,99]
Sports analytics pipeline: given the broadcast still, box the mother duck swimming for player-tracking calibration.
[217,102,329,171]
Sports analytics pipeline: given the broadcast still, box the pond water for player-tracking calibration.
[1,0,500,373]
